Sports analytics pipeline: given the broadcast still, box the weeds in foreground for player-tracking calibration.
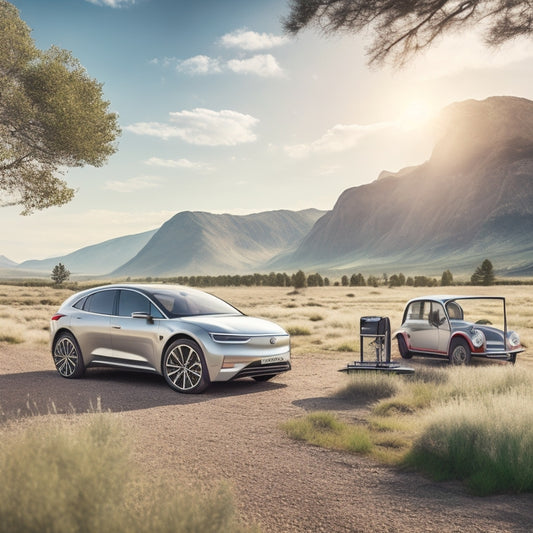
[0,415,258,533]
[282,366,533,495]
[281,412,372,454]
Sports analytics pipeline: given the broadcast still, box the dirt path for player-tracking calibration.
[1,343,532,532]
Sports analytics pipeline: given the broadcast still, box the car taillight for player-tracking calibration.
[51,314,65,321]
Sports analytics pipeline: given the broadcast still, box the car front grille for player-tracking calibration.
[232,360,291,380]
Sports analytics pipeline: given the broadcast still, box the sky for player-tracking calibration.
[2,0,533,262]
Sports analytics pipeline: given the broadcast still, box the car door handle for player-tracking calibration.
[112,325,121,329]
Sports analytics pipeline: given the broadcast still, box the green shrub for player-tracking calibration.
[404,392,533,495]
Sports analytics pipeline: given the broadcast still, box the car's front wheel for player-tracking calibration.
[397,335,413,359]
[52,332,85,378]
[449,338,471,365]
[162,339,209,393]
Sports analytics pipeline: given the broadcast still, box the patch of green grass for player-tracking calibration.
[0,415,258,533]
[284,365,533,496]
[281,412,372,454]
[404,393,533,495]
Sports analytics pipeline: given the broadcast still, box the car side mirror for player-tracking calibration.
[131,312,154,324]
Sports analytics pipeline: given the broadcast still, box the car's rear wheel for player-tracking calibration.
[397,335,413,359]
[162,339,209,393]
[53,332,85,378]
[449,338,471,365]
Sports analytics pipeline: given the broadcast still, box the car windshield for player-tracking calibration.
[149,288,241,318]
[447,298,505,330]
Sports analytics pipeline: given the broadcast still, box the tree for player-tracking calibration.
[441,269,454,286]
[341,275,349,287]
[0,1,120,214]
[293,269,307,289]
[471,259,495,285]
[283,0,533,66]
[51,263,70,285]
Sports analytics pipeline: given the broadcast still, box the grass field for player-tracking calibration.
[1,283,530,363]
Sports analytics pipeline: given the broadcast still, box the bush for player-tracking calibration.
[334,373,400,402]
[404,393,533,495]
[0,415,257,533]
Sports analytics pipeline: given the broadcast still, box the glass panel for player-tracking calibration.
[85,290,116,315]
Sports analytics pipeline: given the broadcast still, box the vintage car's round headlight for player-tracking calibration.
[508,331,521,347]
[471,329,485,348]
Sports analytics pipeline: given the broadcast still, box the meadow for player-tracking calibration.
[0,281,532,531]
[2,282,530,360]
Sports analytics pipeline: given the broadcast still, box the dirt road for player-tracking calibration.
[1,343,532,532]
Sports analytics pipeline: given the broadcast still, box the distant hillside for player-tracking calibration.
[112,209,324,277]
[275,96,533,275]
[0,255,17,268]
[18,230,157,275]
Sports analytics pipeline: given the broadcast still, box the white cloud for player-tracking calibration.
[175,55,221,75]
[145,157,213,172]
[125,108,259,146]
[104,176,163,193]
[151,53,284,78]
[219,28,289,51]
[227,54,284,77]
[85,0,135,7]
[284,122,393,158]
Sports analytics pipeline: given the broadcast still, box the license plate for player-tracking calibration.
[261,354,287,365]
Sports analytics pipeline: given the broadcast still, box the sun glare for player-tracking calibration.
[399,100,434,131]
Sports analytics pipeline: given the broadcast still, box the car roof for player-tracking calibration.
[406,295,506,305]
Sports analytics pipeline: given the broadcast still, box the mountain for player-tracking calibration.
[112,209,324,277]
[0,255,17,268]
[18,230,157,275]
[276,96,533,275]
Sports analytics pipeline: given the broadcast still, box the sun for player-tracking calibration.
[399,100,434,131]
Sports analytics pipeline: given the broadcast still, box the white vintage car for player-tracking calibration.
[394,296,523,365]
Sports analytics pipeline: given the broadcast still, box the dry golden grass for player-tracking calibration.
[0,284,531,364]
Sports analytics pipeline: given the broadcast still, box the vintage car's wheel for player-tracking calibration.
[397,336,413,359]
[52,332,85,378]
[449,338,471,365]
[162,339,209,394]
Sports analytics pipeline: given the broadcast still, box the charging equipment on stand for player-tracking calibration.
[339,316,414,374]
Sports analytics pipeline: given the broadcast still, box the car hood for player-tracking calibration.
[179,314,288,335]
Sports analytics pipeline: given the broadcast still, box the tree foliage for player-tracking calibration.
[293,269,307,289]
[0,1,120,214]
[283,0,533,65]
[471,259,495,285]
[51,262,70,285]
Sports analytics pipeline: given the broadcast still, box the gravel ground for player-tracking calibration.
[1,343,532,532]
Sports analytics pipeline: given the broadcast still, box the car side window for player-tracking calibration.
[407,301,428,320]
[118,290,164,318]
[429,302,448,328]
[84,290,117,315]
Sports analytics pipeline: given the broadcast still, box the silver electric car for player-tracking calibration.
[50,284,291,393]
[394,295,523,365]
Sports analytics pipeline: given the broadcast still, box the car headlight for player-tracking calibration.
[471,329,485,349]
[508,331,521,347]
[210,333,251,343]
